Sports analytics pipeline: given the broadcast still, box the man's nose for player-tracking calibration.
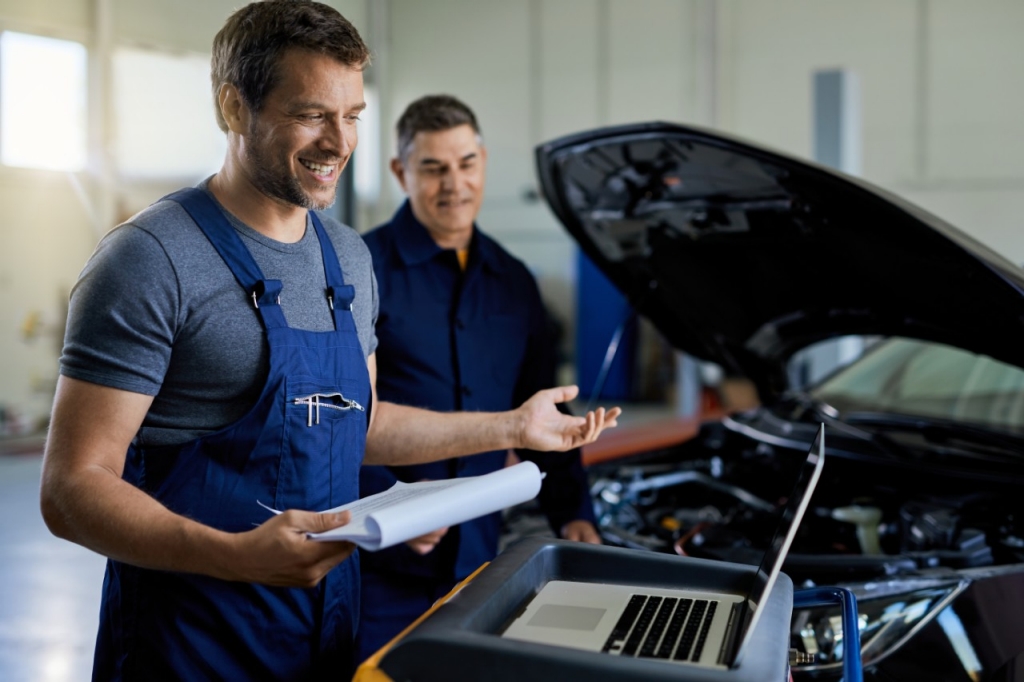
[321,118,354,157]
[441,167,464,192]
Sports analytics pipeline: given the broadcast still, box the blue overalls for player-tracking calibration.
[92,189,371,681]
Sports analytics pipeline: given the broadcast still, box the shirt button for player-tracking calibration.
[462,386,472,397]
[455,318,465,330]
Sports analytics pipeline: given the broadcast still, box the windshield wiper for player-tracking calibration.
[843,413,1024,461]
[779,394,911,459]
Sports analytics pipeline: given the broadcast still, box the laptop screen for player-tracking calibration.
[733,423,825,664]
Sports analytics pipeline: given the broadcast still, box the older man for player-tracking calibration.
[357,95,603,662]
[39,4,618,680]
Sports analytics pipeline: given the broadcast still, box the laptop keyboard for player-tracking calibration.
[602,595,719,663]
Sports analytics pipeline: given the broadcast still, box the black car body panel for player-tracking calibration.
[533,123,1024,681]
[536,122,1024,399]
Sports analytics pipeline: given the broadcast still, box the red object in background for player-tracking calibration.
[580,387,725,468]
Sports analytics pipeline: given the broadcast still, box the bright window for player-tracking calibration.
[0,31,88,172]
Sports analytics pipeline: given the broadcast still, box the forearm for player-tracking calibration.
[39,376,243,581]
[364,400,520,466]
[41,456,241,580]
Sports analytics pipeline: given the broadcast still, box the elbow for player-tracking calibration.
[39,487,66,539]
[39,475,74,541]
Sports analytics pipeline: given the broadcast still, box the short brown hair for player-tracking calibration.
[211,0,370,132]
[396,95,482,163]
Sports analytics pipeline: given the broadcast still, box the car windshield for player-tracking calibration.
[810,337,1024,436]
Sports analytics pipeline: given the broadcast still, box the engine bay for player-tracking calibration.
[585,421,1024,585]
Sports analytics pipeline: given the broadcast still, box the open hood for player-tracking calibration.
[536,122,1024,398]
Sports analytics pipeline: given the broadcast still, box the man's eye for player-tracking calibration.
[300,113,323,121]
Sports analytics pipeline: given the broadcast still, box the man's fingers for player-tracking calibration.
[585,410,600,443]
[568,405,623,447]
[518,387,621,451]
[408,542,439,555]
[420,527,448,542]
[561,520,602,544]
[548,384,580,404]
[317,510,351,532]
[287,509,351,534]
[406,526,448,555]
[237,512,358,587]
[586,406,621,437]
[591,407,612,440]
[407,538,439,555]
[586,410,599,442]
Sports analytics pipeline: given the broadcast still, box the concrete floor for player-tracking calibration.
[0,452,106,682]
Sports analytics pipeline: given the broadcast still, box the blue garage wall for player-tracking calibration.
[575,249,636,402]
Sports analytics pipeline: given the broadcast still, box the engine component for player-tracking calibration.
[832,505,883,554]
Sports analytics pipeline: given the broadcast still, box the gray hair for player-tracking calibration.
[395,94,482,163]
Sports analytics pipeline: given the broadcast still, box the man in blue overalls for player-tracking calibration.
[356,95,603,663]
[38,3,620,680]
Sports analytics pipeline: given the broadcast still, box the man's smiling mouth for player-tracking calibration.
[300,159,338,179]
[437,198,472,208]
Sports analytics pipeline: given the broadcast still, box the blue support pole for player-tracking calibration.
[792,586,863,682]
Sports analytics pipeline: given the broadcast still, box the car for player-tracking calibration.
[532,122,1024,681]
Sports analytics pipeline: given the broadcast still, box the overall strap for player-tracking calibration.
[310,211,356,323]
[165,188,289,329]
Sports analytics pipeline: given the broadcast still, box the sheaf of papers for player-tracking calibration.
[302,461,542,551]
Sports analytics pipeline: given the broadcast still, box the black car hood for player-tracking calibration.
[536,122,1024,399]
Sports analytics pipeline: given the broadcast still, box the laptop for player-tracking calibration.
[501,424,825,670]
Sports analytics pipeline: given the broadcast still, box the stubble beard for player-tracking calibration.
[245,120,337,212]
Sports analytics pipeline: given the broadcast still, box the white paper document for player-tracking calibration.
[300,461,543,551]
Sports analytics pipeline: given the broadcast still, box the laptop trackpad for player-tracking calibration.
[527,604,607,631]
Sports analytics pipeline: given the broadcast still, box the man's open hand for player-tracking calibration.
[515,385,620,451]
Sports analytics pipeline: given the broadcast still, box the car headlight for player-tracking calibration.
[790,577,968,674]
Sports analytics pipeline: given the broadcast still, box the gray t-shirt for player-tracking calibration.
[60,184,378,447]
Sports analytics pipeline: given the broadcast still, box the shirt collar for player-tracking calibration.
[392,200,504,273]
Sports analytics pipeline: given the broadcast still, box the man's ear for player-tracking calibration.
[390,157,408,192]
[218,83,250,135]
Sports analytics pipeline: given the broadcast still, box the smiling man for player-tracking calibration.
[38,4,618,680]
[357,96,603,663]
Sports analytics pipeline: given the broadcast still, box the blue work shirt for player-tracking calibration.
[360,201,595,581]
